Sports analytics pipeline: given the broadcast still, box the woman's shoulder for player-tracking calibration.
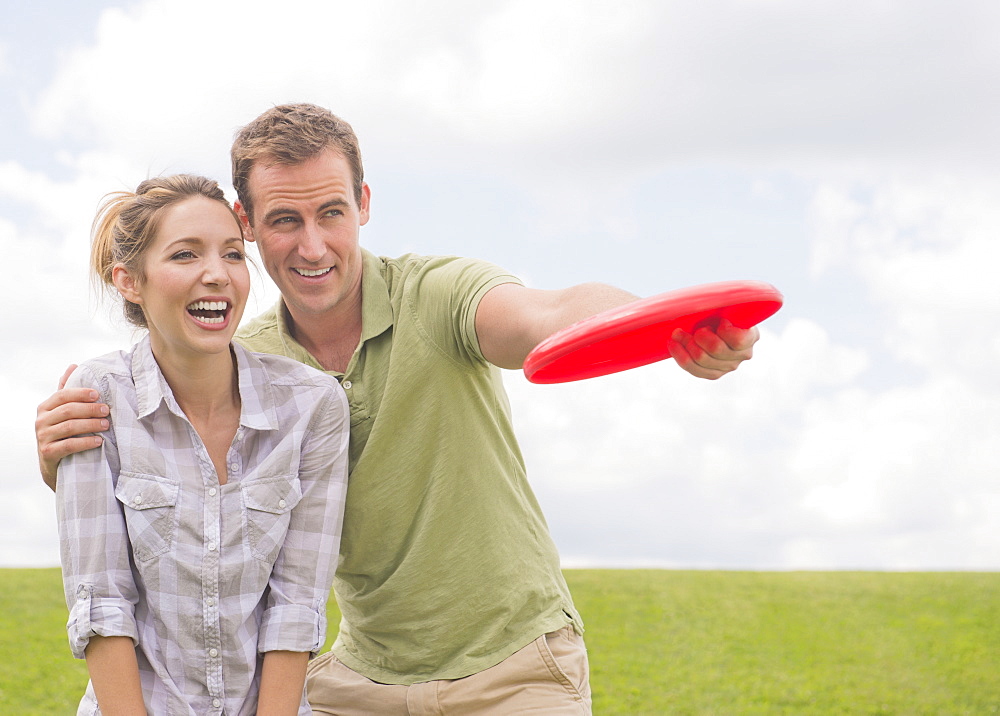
[68,347,137,389]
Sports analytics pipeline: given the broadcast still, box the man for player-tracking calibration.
[36,104,759,714]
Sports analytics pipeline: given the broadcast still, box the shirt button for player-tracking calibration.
[278,499,287,509]
[133,495,143,505]
[206,597,215,606]
[208,487,217,497]
[213,698,221,708]
[208,542,217,551]
[209,648,219,658]
[342,380,353,389]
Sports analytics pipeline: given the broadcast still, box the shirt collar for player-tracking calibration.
[232,342,280,431]
[132,336,174,420]
[358,248,394,342]
[131,336,279,431]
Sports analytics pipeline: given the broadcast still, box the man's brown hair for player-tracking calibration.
[231,103,364,222]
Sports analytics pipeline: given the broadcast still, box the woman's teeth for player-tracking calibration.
[188,301,228,311]
[187,300,229,324]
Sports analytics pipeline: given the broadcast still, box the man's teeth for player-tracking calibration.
[295,267,332,277]
[187,300,229,311]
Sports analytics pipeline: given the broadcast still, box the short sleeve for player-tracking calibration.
[402,256,522,364]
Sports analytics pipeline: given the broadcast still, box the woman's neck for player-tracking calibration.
[151,342,240,423]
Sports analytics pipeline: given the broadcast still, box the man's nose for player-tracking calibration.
[298,222,327,263]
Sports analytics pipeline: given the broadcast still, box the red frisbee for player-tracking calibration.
[523,280,783,384]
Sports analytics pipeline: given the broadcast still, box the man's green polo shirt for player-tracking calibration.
[235,249,582,685]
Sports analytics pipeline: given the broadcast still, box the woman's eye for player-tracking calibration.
[226,251,246,261]
[171,250,196,260]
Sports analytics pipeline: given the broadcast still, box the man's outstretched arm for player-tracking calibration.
[475,282,757,378]
[35,365,109,490]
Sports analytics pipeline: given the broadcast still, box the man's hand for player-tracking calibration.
[668,318,758,380]
[35,365,109,491]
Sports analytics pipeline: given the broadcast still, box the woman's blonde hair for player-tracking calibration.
[90,174,240,328]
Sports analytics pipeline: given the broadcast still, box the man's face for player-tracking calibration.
[240,149,370,322]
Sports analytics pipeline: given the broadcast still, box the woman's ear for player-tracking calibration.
[112,263,142,304]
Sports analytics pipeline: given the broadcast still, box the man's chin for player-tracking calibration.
[283,292,341,319]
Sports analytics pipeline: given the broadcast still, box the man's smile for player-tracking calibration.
[293,267,333,277]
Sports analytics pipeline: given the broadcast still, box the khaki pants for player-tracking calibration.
[306,626,592,715]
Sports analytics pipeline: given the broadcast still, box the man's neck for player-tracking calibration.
[284,294,363,374]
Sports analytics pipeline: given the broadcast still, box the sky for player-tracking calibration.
[3,0,998,570]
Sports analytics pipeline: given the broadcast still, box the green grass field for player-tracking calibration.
[1,569,996,714]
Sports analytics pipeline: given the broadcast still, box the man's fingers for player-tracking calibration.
[57,364,79,391]
[670,326,751,380]
[687,319,757,363]
[36,387,102,414]
[38,433,103,492]
[39,434,104,463]
[716,319,760,353]
[669,330,729,380]
[38,416,110,444]
[36,398,110,439]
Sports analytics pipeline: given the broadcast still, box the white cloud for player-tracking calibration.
[29,0,1000,177]
[809,176,1000,381]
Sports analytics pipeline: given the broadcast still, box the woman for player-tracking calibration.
[57,175,349,715]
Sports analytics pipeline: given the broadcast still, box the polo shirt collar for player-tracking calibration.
[358,248,394,342]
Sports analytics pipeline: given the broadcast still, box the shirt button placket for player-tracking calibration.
[203,465,224,710]
[227,446,241,480]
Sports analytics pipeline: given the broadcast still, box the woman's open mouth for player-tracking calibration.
[186,300,230,326]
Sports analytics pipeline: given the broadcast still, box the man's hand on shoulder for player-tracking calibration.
[668,318,758,380]
[35,365,109,491]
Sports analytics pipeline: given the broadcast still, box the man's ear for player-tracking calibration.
[359,182,371,227]
[234,201,256,243]
[112,264,142,304]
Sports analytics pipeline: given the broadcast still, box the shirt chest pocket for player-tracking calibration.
[241,477,302,564]
[114,472,180,562]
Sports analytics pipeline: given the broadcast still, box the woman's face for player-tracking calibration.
[116,195,250,364]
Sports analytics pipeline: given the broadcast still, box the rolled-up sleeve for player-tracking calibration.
[259,383,350,655]
[57,368,139,659]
